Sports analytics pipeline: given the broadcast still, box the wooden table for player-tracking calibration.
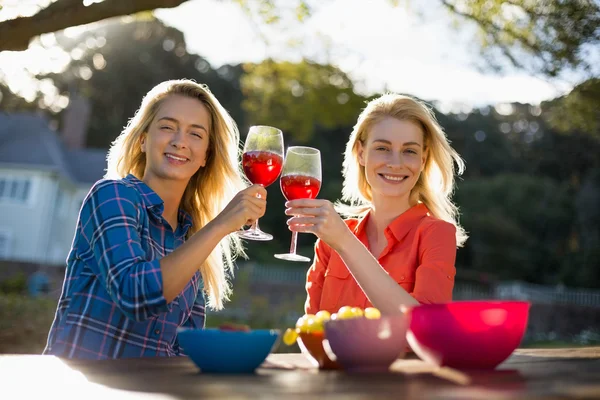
[1,348,599,399]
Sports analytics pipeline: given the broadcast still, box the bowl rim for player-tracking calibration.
[177,327,281,335]
[409,300,531,309]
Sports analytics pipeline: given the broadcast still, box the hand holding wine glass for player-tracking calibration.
[238,126,284,241]
[274,146,321,262]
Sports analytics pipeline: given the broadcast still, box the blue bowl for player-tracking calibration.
[177,328,281,373]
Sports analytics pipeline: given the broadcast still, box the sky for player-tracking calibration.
[0,0,580,113]
[154,0,576,111]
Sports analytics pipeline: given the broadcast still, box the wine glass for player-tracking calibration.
[237,125,284,241]
[274,146,322,262]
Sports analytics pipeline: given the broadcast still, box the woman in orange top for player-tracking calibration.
[285,94,467,315]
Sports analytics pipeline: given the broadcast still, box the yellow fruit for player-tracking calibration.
[351,307,364,317]
[364,307,382,319]
[337,306,357,320]
[315,310,331,322]
[283,328,299,346]
[296,314,315,330]
[306,317,324,334]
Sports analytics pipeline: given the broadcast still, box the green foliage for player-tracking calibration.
[455,174,573,283]
[0,295,56,354]
[439,0,600,77]
[0,273,27,295]
[40,17,245,149]
[544,78,600,138]
[240,59,368,142]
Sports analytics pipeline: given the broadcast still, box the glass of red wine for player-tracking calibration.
[274,146,321,262]
[238,125,284,241]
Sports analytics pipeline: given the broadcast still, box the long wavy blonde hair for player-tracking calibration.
[105,79,246,309]
[338,93,468,247]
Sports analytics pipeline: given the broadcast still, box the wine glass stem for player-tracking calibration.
[289,231,299,255]
[251,218,261,232]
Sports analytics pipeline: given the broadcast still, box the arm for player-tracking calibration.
[410,221,457,304]
[286,199,418,315]
[304,239,330,314]
[83,181,265,321]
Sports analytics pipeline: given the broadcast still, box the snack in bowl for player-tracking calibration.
[283,306,383,369]
[177,327,280,374]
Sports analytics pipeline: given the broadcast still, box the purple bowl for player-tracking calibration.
[323,314,408,373]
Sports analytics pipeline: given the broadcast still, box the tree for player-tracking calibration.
[1,0,598,78]
[543,78,600,138]
[37,18,244,149]
[240,60,369,142]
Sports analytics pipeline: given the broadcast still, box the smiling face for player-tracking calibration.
[141,94,211,184]
[358,117,426,206]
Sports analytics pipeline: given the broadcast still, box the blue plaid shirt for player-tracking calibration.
[44,174,205,359]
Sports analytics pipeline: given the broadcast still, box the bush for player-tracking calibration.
[0,294,57,354]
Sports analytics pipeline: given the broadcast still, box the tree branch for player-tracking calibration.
[0,0,190,51]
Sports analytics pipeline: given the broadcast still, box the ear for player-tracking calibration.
[357,141,366,167]
[420,148,428,171]
[140,134,147,153]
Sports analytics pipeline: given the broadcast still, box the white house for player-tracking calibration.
[0,110,106,267]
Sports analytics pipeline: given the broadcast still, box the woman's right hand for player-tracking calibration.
[216,184,267,233]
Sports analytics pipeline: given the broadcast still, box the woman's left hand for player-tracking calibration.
[285,199,354,252]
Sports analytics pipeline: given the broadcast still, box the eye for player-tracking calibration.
[375,146,389,152]
[191,132,203,139]
[160,125,174,131]
[405,149,418,155]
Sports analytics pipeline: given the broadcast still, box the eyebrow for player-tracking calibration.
[157,117,208,133]
[372,139,421,147]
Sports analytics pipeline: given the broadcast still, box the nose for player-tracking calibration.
[386,151,404,169]
[170,129,188,149]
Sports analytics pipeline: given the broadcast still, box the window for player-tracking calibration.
[0,231,11,259]
[0,177,32,203]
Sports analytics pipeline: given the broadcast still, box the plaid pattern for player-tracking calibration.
[44,174,205,359]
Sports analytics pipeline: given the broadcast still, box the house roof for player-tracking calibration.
[0,112,106,184]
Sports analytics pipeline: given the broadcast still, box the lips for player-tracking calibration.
[165,153,189,162]
[378,173,408,182]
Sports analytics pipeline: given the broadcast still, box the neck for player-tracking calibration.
[142,175,187,228]
[369,193,413,233]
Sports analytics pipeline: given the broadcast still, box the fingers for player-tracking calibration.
[244,184,267,200]
[285,199,328,208]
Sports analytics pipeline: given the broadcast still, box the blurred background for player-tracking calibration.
[0,0,599,354]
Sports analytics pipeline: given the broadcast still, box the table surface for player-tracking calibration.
[2,347,600,399]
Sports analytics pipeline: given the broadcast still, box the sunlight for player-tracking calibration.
[0,356,179,400]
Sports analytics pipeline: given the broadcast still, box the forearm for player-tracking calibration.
[335,237,419,315]
[160,218,230,303]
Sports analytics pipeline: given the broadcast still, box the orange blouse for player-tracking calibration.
[305,203,457,314]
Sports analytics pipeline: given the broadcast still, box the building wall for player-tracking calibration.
[0,167,56,264]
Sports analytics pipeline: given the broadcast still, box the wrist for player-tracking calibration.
[330,225,356,255]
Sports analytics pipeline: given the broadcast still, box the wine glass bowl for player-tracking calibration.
[275,146,322,262]
[238,126,284,241]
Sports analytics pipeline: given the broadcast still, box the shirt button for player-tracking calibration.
[399,275,405,281]
[154,329,160,335]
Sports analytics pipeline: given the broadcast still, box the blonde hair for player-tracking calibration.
[105,79,246,309]
[338,93,468,247]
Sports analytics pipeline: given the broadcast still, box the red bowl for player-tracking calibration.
[406,301,530,370]
[297,332,341,370]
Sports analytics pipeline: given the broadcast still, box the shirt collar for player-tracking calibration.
[353,202,430,242]
[124,174,193,237]
[123,174,163,210]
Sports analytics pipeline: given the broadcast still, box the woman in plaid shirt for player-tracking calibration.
[44,79,266,359]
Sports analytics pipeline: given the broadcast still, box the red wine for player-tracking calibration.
[280,174,321,200]
[242,151,283,186]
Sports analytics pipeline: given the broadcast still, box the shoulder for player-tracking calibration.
[418,215,457,240]
[86,178,141,203]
